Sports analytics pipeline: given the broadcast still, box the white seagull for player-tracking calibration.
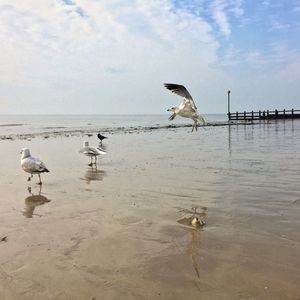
[164,83,205,132]
[20,148,50,185]
[78,141,106,166]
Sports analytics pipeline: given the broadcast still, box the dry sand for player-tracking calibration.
[0,123,299,299]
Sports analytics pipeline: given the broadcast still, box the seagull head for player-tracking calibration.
[20,148,31,159]
[167,107,176,112]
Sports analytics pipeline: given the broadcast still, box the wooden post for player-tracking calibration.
[251,110,254,120]
[292,108,294,118]
[267,110,269,118]
[275,109,278,118]
[244,111,246,120]
[259,110,261,118]
[283,109,285,118]
[227,90,231,119]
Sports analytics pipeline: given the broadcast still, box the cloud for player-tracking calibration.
[210,0,231,38]
[270,20,290,30]
[0,0,226,113]
[219,42,300,111]
[261,0,270,6]
[209,0,244,38]
[0,0,299,114]
[293,0,300,12]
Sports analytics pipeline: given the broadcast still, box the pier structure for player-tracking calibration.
[228,109,300,121]
[226,91,299,121]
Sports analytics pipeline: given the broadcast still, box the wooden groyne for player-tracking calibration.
[228,109,300,121]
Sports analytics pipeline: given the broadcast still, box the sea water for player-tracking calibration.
[0,114,227,136]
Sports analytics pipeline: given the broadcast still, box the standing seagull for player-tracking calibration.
[20,148,50,185]
[97,133,107,145]
[78,141,106,166]
[164,83,205,132]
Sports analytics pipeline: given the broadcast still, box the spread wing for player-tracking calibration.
[164,83,197,110]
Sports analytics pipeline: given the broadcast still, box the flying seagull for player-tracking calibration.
[20,148,50,185]
[164,83,205,132]
[78,141,106,166]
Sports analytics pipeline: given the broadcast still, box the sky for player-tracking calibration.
[0,0,300,114]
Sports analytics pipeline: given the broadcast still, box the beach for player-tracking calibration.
[0,118,299,300]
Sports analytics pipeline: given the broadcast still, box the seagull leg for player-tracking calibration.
[191,120,198,132]
[88,157,93,167]
[38,174,42,185]
[191,123,195,133]
[28,174,33,181]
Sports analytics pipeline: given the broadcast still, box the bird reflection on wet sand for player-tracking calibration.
[177,206,207,278]
[22,186,51,218]
[81,166,107,184]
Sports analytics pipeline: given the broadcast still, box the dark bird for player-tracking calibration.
[97,133,108,144]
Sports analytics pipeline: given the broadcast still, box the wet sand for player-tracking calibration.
[0,121,300,299]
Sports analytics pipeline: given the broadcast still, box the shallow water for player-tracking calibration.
[0,114,226,137]
[0,118,299,299]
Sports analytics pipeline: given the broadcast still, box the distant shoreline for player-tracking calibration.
[0,120,286,141]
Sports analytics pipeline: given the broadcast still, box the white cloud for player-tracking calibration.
[261,0,270,6]
[0,0,226,113]
[0,0,299,114]
[209,0,244,38]
[219,43,300,111]
[270,20,290,30]
[210,0,231,38]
